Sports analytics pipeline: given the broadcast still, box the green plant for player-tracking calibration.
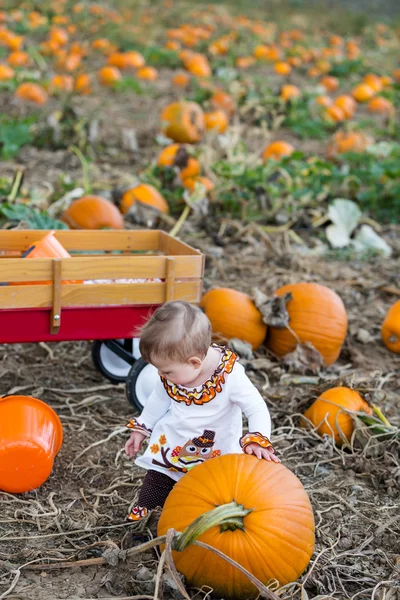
[0,203,68,229]
[0,115,37,159]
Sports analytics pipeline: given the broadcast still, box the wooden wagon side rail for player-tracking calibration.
[0,255,204,282]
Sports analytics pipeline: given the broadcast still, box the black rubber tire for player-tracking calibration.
[92,339,135,384]
[125,358,152,411]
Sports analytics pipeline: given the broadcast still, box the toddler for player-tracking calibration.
[125,300,279,521]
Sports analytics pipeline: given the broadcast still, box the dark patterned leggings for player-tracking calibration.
[137,469,176,510]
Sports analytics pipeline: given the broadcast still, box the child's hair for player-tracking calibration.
[139,301,212,363]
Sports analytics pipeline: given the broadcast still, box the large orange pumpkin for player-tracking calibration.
[119,184,169,215]
[158,454,315,600]
[201,288,267,350]
[302,387,372,444]
[266,282,348,366]
[160,101,205,144]
[381,301,400,354]
[62,195,124,229]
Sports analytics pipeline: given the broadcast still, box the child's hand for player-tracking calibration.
[245,443,280,463]
[125,431,147,458]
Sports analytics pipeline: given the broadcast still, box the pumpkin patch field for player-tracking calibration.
[0,0,399,598]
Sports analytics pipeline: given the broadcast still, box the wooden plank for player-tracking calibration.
[159,231,201,256]
[0,230,162,252]
[0,280,202,309]
[0,255,204,282]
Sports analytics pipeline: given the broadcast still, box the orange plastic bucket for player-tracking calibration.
[0,395,63,493]
[10,231,82,285]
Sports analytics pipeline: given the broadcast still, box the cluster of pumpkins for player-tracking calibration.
[201,283,398,446]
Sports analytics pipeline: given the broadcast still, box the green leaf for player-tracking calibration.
[0,204,68,229]
[0,115,37,159]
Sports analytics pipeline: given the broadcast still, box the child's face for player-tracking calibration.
[150,355,203,386]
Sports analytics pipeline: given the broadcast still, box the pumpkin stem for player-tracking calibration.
[172,501,252,552]
[372,404,392,427]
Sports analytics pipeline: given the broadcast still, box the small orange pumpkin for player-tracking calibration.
[210,89,236,117]
[183,53,211,78]
[302,387,372,444]
[324,104,346,122]
[107,50,145,70]
[97,66,122,86]
[74,73,92,95]
[326,131,374,158]
[161,101,205,144]
[0,64,14,80]
[62,195,124,229]
[363,73,383,93]
[120,184,169,215]
[172,72,190,87]
[181,175,214,193]
[266,282,348,366]
[280,84,300,101]
[136,66,158,81]
[262,140,295,161]
[274,61,291,75]
[367,96,395,116]
[49,74,74,94]
[204,109,229,133]
[201,288,267,350]
[157,144,200,180]
[351,83,375,103]
[320,75,339,92]
[334,95,357,118]
[381,301,400,353]
[158,454,315,599]
[15,82,48,105]
[7,50,30,67]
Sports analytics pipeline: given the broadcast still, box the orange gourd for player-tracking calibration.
[210,89,236,117]
[201,288,267,350]
[334,95,357,118]
[315,95,333,108]
[235,56,256,69]
[136,66,158,81]
[204,109,228,133]
[320,75,339,92]
[183,53,211,77]
[181,175,214,192]
[158,454,315,599]
[367,97,395,115]
[302,387,372,444]
[97,66,122,86]
[0,64,14,80]
[280,84,300,101]
[161,101,204,144]
[107,50,145,70]
[172,72,190,87]
[7,50,30,67]
[363,73,383,92]
[262,140,295,161]
[324,104,345,122]
[62,195,124,229]
[49,74,74,94]
[266,282,348,366]
[74,73,92,95]
[274,61,291,75]
[326,131,373,158]
[351,83,375,102]
[119,184,169,215]
[381,301,400,353]
[157,144,200,180]
[15,82,48,104]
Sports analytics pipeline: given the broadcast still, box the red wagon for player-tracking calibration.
[0,229,204,408]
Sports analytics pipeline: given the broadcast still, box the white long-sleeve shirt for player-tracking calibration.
[128,345,273,482]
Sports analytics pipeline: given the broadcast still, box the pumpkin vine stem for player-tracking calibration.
[172,501,252,552]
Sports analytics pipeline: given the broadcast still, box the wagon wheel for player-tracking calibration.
[92,338,138,384]
[125,358,159,411]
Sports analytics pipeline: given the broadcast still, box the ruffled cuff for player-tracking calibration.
[240,432,274,452]
[126,418,152,437]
